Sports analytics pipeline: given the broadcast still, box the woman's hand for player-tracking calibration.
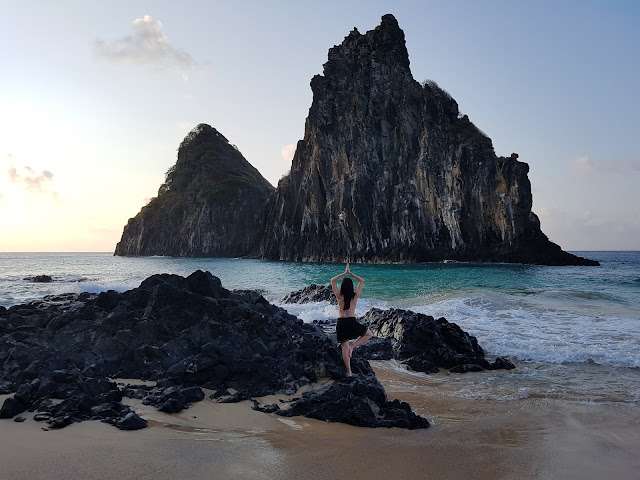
[345,262,351,274]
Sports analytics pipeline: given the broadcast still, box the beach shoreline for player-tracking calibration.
[2,364,639,480]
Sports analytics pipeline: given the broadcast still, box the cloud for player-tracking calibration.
[571,156,597,174]
[571,155,640,175]
[281,144,296,163]
[7,164,59,198]
[537,206,640,250]
[94,15,205,77]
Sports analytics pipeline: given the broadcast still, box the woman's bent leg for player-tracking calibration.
[350,329,373,351]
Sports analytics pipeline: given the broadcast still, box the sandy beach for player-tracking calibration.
[1,364,639,480]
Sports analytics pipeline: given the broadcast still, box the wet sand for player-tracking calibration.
[1,366,639,480]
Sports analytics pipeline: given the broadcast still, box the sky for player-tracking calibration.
[1,0,639,252]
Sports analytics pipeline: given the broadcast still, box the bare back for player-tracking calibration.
[336,293,359,318]
[330,263,365,318]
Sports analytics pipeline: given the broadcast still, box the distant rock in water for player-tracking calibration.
[256,14,598,266]
[282,284,336,304]
[27,275,53,283]
[114,124,274,257]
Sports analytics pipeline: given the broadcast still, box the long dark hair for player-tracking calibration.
[340,277,355,310]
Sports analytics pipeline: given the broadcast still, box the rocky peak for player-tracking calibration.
[323,14,409,77]
[114,124,273,257]
[256,15,598,265]
[160,123,265,203]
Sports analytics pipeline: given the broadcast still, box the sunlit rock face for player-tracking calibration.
[115,124,274,257]
[256,14,597,265]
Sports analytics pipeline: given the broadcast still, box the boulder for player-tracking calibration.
[0,397,26,419]
[116,412,147,431]
[278,375,429,429]
[282,284,336,304]
[361,308,513,374]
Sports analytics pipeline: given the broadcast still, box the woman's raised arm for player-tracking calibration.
[350,269,364,297]
[330,266,348,297]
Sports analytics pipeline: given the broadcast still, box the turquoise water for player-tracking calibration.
[1,251,639,403]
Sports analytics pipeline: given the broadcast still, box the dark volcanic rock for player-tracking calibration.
[28,275,53,283]
[256,14,598,266]
[355,337,394,360]
[116,412,147,430]
[361,307,513,374]
[277,375,429,429]
[282,284,336,304]
[0,270,427,430]
[0,397,26,418]
[114,124,274,257]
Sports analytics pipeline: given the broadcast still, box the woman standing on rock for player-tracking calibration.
[331,263,372,377]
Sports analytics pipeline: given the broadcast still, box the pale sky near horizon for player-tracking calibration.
[1,0,639,252]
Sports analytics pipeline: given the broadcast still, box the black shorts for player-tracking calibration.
[336,317,367,343]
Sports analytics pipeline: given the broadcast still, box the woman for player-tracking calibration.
[331,263,373,377]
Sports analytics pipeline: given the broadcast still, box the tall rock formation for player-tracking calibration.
[256,15,597,265]
[115,124,274,257]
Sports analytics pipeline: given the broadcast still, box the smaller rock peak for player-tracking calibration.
[178,123,229,153]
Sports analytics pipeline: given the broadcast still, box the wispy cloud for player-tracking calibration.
[94,15,206,78]
[7,164,60,198]
[537,206,640,250]
[571,156,597,174]
[571,155,640,175]
[281,144,296,163]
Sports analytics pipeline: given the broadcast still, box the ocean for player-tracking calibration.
[1,251,639,406]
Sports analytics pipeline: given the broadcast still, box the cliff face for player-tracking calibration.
[256,15,597,265]
[114,124,274,257]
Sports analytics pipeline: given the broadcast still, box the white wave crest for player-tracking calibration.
[410,295,640,369]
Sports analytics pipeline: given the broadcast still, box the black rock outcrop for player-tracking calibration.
[0,271,428,430]
[114,124,274,257]
[359,308,515,374]
[256,15,597,266]
[275,375,429,429]
[28,275,53,283]
[282,284,336,304]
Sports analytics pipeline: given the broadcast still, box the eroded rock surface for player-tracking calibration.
[256,15,598,266]
[115,124,274,257]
